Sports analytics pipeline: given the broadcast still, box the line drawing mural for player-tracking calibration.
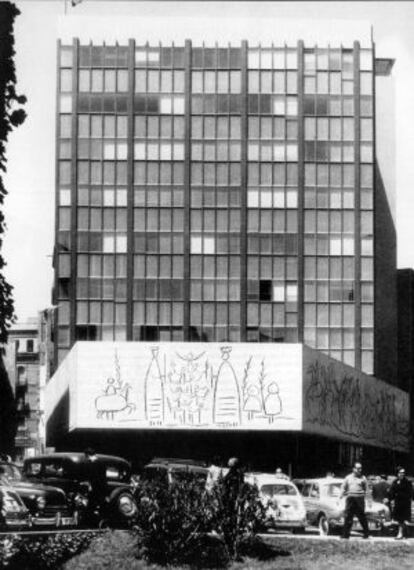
[92,344,295,429]
[213,347,241,426]
[304,360,409,448]
[95,351,136,420]
[144,347,165,425]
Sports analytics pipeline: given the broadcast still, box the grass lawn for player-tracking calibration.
[63,531,414,570]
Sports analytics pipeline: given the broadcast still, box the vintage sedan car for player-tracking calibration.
[0,485,31,531]
[0,460,77,528]
[23,453,138,528]
[244,473,307,533]
[298,477,390,536]
[141,458,210,486]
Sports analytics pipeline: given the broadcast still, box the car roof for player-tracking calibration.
[145,461,209,473]
[299,477,343,484]
[245,472,296,485]
[23,452,131,467]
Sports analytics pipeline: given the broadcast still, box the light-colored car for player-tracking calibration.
[298,477,391,536]
[245,473,306,533]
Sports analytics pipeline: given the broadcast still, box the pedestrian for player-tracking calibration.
[82,448,107,512]
[389,466,413,539]
[372,474,390,504]
[275,467,289,480]
[223,457,244,503]
[340,461,370,539]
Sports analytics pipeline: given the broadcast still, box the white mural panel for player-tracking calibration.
[302,346,410,452]
[51,342,303,431]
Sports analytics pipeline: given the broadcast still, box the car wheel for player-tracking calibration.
[318,514,331,536]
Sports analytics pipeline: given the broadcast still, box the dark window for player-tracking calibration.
[259,280,272,301]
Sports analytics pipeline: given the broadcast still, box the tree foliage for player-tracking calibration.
[0,1,26,344]
[0,2,26,456]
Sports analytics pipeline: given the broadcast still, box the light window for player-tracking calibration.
[116,235,127,253]
[273,283,285,302]
[134,143,146,159]
[248,190,259,208]
[273,143,285,162]
[135,49,146,64]
[160,96,172,114]
[60,94,72,113]
[360,73,372,95]
[103,235,115,253]
[103,142,115,160]
[173,96,185,114]
[273,97,284,115]
[60,189,71,206]
[286,97,297,116]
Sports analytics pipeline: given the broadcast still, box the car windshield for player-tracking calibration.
[260,484,297,497]
[25,461,68,478]
[171,470,208,484]
[0,463,22,481]
[327,483,342,497]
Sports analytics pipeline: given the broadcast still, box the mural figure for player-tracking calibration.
[144,347,165,425]
[213,347,241,426]
[264,382,282,422]
[95,352,136,420]
[243,385,262,420]
[166,351,209,425]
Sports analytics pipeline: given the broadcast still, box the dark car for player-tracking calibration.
[0,485,31,531]
[22,452,138,528]
[141,458,210,486]
[0,461,77,528]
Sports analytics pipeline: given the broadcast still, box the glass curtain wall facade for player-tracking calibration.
[54,40,374,374]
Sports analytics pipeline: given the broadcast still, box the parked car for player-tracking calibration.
[141,458,210,487]
[0,460,77,528]
[22,453,138,528]
[244,473,306,534]
[0,485,31,531]
[297,477,391,536]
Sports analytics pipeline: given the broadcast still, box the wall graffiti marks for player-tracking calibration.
[305,360,409,448]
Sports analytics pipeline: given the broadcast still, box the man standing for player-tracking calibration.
[340,462,369,539]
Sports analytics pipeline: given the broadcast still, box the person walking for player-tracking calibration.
[389,467,413,539]
[340,462,369,539]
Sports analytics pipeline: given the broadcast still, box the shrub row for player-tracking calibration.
[0,531,98,569]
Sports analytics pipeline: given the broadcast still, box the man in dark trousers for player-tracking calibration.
[340,461,369,539]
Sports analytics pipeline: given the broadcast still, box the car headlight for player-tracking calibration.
[4,498,22,513]
[118,495,137,515]
[36,496,46,510]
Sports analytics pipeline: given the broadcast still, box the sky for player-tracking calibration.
[4,0,414,322]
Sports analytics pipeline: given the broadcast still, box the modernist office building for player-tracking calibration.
[48,23,405,471]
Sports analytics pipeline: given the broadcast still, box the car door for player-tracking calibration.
[301,483,315,525]
[306,483,321,526]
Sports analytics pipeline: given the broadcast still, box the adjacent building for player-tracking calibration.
[47,20,406,472]
[4,317,47,460]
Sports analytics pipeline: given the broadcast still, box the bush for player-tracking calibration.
[209,478,267,561]
[0,531,98,569]
[133,474,214,565]
[133,474,266,566]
